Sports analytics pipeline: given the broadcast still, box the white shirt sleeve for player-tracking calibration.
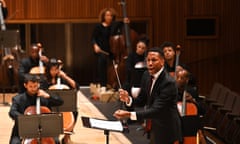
[130,112,137,120]
[126,96,132,107]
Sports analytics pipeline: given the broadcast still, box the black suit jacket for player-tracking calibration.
[132,69,181,144]
[8,92,63,143]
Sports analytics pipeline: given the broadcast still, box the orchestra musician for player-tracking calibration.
[91,7,129,88]
[114,47,181,144]
[176,68,205,116]
[123,35,149,119]
[41,58,79,144]
[160,41,178,77]
[8,74,63,144]
[18,43,49,93]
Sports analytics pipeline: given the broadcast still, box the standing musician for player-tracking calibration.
[91,8,129,88]
[114,47,181,144]
[41,58,79,144]
[0,0,8,19]
[8,74,63,144]
[18,43,49,93]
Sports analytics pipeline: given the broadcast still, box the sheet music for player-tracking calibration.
[89,118,123,132]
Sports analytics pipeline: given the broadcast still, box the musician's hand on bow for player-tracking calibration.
[119,89,130,104]
[113,109,130,120]
[37,89,50,98]
[40,55,49,63]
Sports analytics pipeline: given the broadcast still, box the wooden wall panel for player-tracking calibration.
[6,0,151,20]
[4,0,240,95]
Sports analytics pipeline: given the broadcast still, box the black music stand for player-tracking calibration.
[181,115,201,137]
[81,116,123,144]
[18,113,63,143]
[0,30,20,105]
[47,89,78,112]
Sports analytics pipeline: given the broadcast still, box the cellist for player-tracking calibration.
[8,74,63,144]
[41,58,79,144]
[18,43,49,93]
[91,8,129,88]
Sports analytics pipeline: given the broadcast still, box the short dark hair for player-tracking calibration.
[160,41,175,51]
[138,34,150,46]
[24,74,40,83]
[147,47,164,58]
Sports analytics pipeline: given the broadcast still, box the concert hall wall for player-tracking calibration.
[5,0,240,95]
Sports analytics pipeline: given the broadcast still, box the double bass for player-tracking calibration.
[107,0,139,90]
[0,3,21,95]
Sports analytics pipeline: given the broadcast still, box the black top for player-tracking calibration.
[91,21,123,53]
[9,92,63,138]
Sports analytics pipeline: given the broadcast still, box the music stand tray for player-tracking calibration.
[47,89,77,112]
[18,113,63,139]
[81,116,123,144]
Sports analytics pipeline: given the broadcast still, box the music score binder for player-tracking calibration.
[81,116,123,132]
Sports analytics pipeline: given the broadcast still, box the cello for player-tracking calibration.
[22,91,55,144]
[175,46,200,144]
[48,60,75,133]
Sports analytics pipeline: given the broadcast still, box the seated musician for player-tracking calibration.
[8,74,63,144]
[18,43,49,93]
[41,58,79,144]
[0,0,8,19]
[160,41,178,77]
[176,69,205,116]
[124,34,149,96]
[123,35,149,119]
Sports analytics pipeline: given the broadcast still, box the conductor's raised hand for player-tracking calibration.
[118,89,130,104]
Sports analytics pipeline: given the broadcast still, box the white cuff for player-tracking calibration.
[126,96,132,107]
[130,112,137,120]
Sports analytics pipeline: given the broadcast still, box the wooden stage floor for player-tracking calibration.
[0,91,131,144]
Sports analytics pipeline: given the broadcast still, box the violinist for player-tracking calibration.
[41,58,79,144]
[8,74,63,144]
[18,43,49,93]
[0,0,8,19]
[91,8,129,87]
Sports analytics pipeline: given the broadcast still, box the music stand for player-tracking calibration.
[81,116,123,144]
[18,113,63,143]
[0,30,20,105]
[47,89,77,112]
[181,115,201,136]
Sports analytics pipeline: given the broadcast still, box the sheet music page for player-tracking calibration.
[89,118,123,132]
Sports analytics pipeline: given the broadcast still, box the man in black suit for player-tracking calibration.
[114,47,181,144]
[9,74,63,144]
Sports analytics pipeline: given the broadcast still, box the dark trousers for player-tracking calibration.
[97,54,108,87]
